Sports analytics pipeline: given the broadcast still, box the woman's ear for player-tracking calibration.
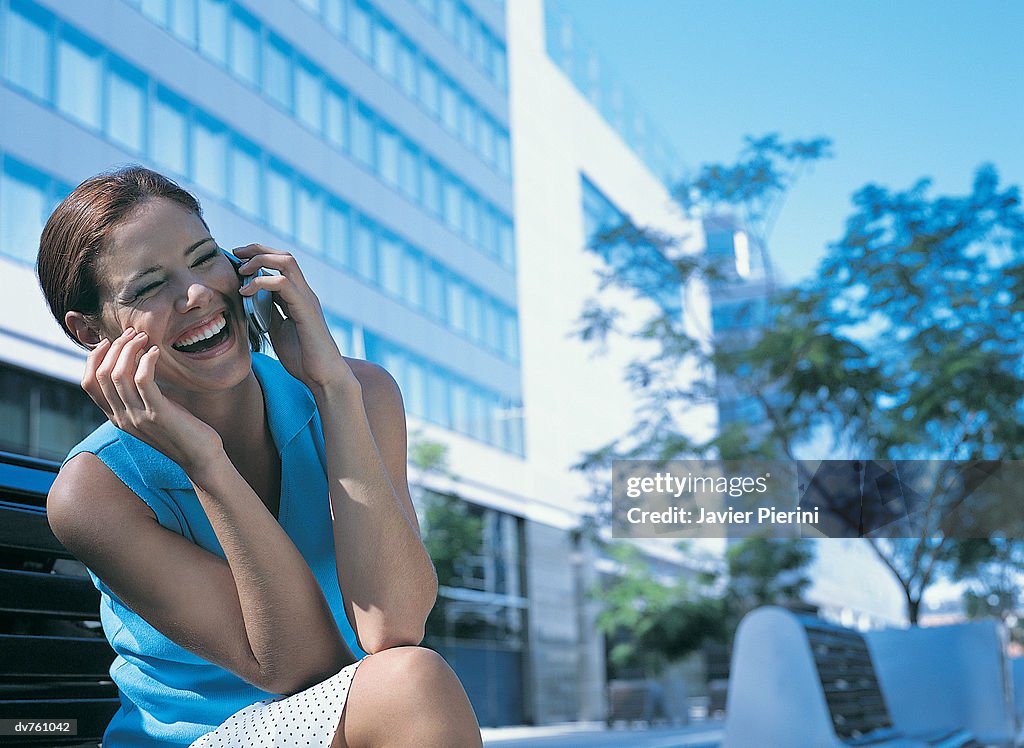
[65,311,103,349]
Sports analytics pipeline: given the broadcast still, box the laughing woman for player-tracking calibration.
[36,167,483,748]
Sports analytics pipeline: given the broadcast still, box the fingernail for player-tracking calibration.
[137,331,148,339]
[124,327,135,336]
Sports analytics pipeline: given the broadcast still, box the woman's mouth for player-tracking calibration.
[171,312,232,355]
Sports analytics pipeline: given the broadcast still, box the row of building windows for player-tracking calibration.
[0,149,520,362]
[581,174,682,317]
[4,0,515,270]
[285,0,511,175]
[407,0,508,92]
[327,320,525,455]
[123,0,511,180]
[545,1,680,189]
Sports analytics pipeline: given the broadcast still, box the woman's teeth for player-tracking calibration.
[173,314,227,350]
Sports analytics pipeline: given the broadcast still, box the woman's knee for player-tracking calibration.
[334,646,481,747]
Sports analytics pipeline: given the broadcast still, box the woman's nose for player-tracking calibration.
[175,281,216,314]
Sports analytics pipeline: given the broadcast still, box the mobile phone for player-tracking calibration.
[223,249,274,336]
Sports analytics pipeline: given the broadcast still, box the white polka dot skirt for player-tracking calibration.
[189,659,362,747]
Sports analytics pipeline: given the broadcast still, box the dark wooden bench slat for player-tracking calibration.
[0,503,72,561]
[0,636,114,679]
[0,697,117,746]
[0,569,100,619]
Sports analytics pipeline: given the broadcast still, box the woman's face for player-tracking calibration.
[94,198,252,398]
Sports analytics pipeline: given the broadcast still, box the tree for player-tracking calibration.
[594,537,814,677]
[576,135,1024,624]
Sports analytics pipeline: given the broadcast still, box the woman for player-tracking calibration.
[36,166,483,747]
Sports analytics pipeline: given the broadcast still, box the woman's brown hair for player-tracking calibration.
[36,165,261,351]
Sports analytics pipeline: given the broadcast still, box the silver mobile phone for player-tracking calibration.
[223,249,274,336]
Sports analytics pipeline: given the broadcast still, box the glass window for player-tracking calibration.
[501,312,519,360]
[347,0,372,59]
[438,0,456,37]
[5,3,51,100]
[229,138,261,216]
[170,0,196,45]
[480,29,496,80]
[106,62,146,153]
[401,248,424,309]
[423,261,445,320]
[496,132,512,178]
[454,4,470,54]
[296,182,323,252]
[379,234,402,296]
[373,21,397,80]
[56,31,102,130]
[324,84,348,151]
[395,40,417,99]
[425,367,450,427]
[418,61,440,118]
[465,287,483,342]
[264,36,293,111]
[295,0,320,11]
[327,315,353,356]
[404,359,427,419]
[439,77,458,132]
[0,161,48,265]
[417,0,437,18]
[467,387,487,441]
[378,126,399,188]
[446,277,466,333]
[266,163,294,236]
[479,116,496,166]
[140,0,168,25]
[463,191,480,246]
[442,178,463,234]
[351,104,375,169]
[151,89,189,175]
[450,379,470,434]
[192,115,227,197]
[479,205,496,259]
[352,219,377,282]
[323,0,344,35]
[494,45,508,90]
[422,159,441,216]
[228,9,259,86]
[498,219,514,269]
[468,18,485,70]
[483,300,501,352]
[397,141,420,202]
[459,96,477,151]
[325,200,350,267]
[198,0,228,64]
[295,62,322,133]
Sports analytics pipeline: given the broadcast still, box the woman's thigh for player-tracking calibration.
[331,646,482,748]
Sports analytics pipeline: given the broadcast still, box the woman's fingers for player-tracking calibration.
[134,345,163,411]
[109,330,152,412]
[92,328,139,417]
[81,337,114,418]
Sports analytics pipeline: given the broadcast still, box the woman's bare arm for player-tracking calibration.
[48,451,353,696]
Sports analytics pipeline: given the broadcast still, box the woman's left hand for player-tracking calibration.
[233,244,358,395]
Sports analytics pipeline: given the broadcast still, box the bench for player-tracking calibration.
[0,451,117,747]
[866,620,1018,747]
[723,606,979,747]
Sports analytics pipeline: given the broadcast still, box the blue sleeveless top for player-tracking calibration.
[64,353,368,747]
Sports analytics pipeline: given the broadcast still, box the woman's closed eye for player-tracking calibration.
[192,250,218,268]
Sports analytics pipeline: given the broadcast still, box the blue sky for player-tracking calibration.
[554,0,1024,283]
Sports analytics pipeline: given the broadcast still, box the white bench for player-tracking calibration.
[723,607,977,747]
[866,620,1017,747]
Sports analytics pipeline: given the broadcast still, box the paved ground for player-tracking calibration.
[481,721,724,747]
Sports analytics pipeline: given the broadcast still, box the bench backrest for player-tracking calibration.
[724,606,899,747]
[0,452,117,747]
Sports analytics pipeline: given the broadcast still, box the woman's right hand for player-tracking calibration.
[82,327,223,473]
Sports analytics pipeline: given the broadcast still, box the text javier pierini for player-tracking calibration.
[626,506,819,526]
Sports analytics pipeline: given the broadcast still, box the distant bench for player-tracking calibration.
[723,606,981,747]
[0,451,117,747]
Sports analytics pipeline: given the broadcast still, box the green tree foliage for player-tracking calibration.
[595,538,814,676]
[577,134,1024,624]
